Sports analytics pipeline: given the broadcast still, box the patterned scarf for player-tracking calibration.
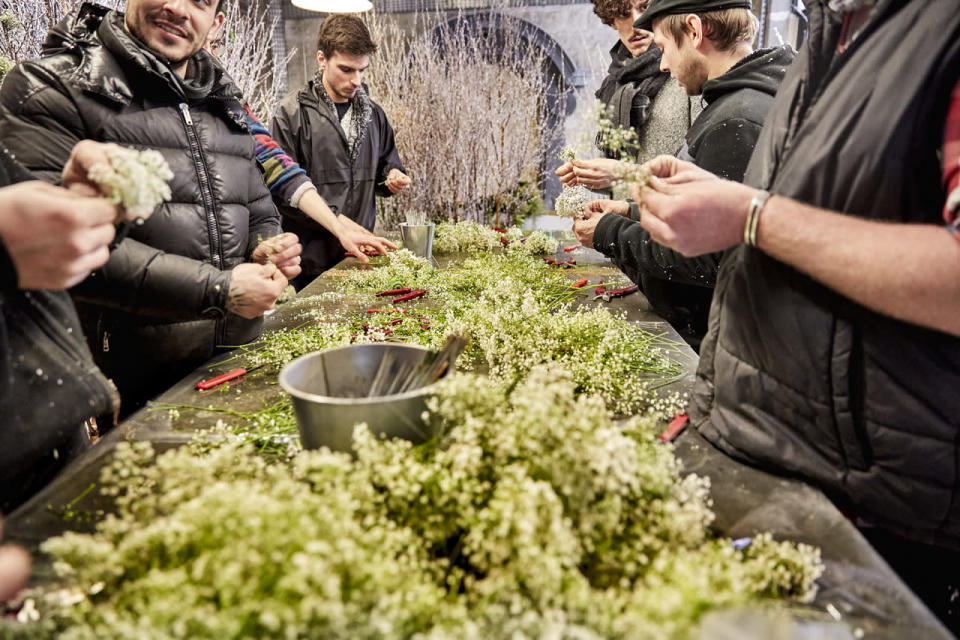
[314,70,373,168]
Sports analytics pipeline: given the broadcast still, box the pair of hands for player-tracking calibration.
[229,232,304,319]
[571,156,757,257]
[0,141,133,290]
[556,157,623,191]
[335,214,397,264]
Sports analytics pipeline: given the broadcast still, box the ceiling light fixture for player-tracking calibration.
[291,0,373,12]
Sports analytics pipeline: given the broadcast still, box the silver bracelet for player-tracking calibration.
[743,190,772,247]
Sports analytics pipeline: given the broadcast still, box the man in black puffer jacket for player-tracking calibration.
[574,0,794,349]
[0,1,301,414]
[632,0,960,631]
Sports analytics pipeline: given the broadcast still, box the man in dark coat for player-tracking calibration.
[572,0,794,349]
[271,14,410,290]
[632,0,960,631]
[0,140,124,513]
[0,0,302,414]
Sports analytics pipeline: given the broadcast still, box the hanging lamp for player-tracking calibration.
[291,0,373,12]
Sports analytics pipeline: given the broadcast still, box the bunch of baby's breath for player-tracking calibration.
[555,184,593,219]
[16,366,822,639]
[432,221,558,255]
[87,147,173,218]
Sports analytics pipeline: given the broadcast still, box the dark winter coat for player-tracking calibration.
[593,46,793,349]
[0,4,281,409]
[270,80,404,279]
[692,0,960,549]
[0,145,118,513]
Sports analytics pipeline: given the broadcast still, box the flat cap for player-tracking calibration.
[635,0,753,30]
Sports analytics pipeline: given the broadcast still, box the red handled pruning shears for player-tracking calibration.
[196,365,263,390]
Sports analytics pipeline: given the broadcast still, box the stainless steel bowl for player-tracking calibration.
[279,343,445,452]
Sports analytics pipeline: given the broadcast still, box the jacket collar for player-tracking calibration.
[44,3,247,129]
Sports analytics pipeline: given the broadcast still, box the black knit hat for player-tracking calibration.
[635,0,753,30]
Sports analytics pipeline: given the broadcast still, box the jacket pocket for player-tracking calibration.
[830,319,872,471]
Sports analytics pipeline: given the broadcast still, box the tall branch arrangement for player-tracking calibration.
[365,5,563,228]
[214,0,292,122]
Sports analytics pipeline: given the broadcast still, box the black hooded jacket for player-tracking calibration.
[0,4,281,409]
[593,46,794,349]
[0,145,119,513]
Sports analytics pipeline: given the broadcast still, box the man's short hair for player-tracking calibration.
[660,8,758,51]
[316,14,378,57]
[216,0,224,12]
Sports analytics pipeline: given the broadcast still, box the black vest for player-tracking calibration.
[692,0,960,549]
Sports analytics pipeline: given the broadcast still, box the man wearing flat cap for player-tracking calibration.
[572,0,794,350]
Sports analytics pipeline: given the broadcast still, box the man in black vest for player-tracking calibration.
[631,0,960,631]
[571,0,793,350]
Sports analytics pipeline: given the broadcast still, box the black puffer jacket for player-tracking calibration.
[0,145,118,513]
[693,0,960,549]
[0,5,280,408]
[271,80,403,278]
[592,46,794,349]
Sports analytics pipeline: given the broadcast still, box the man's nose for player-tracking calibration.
[161,0,188,19]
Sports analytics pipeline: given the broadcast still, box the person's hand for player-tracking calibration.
[384,169,411,194]
[555,161,577,186]
[568,158,623,191]
[0,517,30,602]
[227,262,287,319]
[641,155,717,186]
[572,210,609,250]
[585,199,630,217]
[251,232,302,279]
[637,175,756,256]
[60,141,133,202]
[0,181,118,289]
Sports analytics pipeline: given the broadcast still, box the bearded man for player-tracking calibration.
[0,0,301,415]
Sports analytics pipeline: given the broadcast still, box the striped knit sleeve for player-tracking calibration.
[244,105,315,207]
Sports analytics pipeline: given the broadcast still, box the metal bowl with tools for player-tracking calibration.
[279,343,454,452]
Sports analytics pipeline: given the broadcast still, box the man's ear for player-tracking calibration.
[317,50,327,67]
[205,11,226,52]
[685,14,703,49]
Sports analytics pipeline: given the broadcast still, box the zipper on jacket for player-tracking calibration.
[179,102,226,344]
[102,330,110,353]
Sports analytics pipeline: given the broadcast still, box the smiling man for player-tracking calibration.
[271,15,410,290]
[0,0,301,416]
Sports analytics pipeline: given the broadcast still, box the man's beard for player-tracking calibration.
[678,55,709,96]
[827,0,874,12]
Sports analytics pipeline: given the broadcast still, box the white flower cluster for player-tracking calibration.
[432,221,558,256]
[555,185,592,219]
[87,147,173,218]
[26,368,822,638]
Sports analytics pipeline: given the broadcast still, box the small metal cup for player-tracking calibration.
[399,222,435,260]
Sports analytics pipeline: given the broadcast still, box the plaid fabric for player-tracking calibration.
[944,77,960,235]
